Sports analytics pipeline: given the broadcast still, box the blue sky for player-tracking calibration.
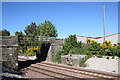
[2,2,118,38]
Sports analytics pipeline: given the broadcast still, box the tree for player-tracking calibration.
[15,31,23,37]
[15,31,23,46]
[24,22,38,36]
[38,20,58,37]
[0,29,10,36]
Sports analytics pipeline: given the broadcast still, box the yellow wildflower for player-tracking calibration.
[19,49,23,53]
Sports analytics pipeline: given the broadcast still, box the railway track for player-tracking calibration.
[18,58,120,80]
[40,62,120,79]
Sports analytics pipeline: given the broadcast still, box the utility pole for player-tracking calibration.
[102,4,106,43]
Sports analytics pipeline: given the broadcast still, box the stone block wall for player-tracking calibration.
[61,54,87,67]
[0,36,18,70]
[46,38,63,62]
[19,36,64,62]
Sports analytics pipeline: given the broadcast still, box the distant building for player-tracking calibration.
[76,33,120,44]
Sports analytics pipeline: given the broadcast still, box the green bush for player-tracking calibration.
[105,48,119,56]
[79,55,92,67]
[87,43,102,55]
[53,51,63,63]
[53,35,83,63]
[69,47,88,55]
[54,35,120,65]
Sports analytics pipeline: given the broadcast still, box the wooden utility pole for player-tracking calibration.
[102,4,106,43]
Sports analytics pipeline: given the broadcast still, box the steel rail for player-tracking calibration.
[28,65,84,80]
[27,67,64,80]
[40,62,119,79]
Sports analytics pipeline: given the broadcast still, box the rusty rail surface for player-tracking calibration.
[18,58,120,79]
[40,62,120,78]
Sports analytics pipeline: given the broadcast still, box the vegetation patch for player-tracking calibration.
[15,20,58,57]
[53,34,120,67]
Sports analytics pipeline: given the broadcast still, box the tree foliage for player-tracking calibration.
[24,21,58,38]
[15,31,23,45]
[0,29,10,36]
[38,20,58,37]
[15,31,23,37]
[24,22,38,36]
[17,20,58,56]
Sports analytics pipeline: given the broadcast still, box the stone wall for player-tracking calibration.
[46,38,63,62]
[0,36,18,70]
[19,36,64,62]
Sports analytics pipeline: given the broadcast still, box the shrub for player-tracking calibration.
[87,42,103,55]
[26,47,40,56]
[53,35,82,63]
[26,48,34,56]
[86,38,91,44]
[105,48,119,56]
[19,49,23,53]
[79,55,92,67]
[86,38,97,44]
[96,55,103,58]
[26,51,35,56]
[54,35,120,64]
[53,51,63,63]
[69,47,88,55]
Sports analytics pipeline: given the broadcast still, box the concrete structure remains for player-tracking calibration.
[0,36,18,70]
[85,56,120,74]
[61,54,87,67]
[61,54,119,74]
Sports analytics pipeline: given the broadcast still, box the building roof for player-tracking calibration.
[76,33,120,39]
